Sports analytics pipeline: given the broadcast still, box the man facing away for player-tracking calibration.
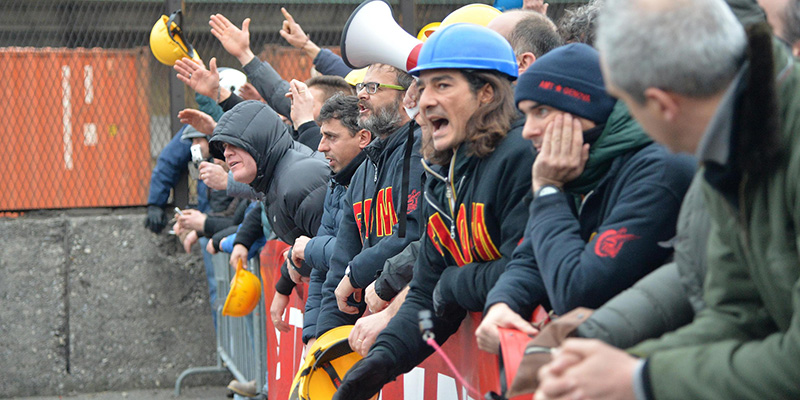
[534,0,800,398]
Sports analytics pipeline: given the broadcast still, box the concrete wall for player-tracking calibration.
[0,210,228,398]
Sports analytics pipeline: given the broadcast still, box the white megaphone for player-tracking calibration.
[341,0,423,72]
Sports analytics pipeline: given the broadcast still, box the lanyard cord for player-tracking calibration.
[423,333,482,399]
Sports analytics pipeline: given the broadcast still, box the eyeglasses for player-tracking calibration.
[355,81,406,94]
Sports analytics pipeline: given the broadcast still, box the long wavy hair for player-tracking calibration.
[423,70,517,165]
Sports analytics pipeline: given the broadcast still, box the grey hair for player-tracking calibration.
[782,0,800,45]
[557,0,604,47]
[318,94,360,136]
[596,0,746,103]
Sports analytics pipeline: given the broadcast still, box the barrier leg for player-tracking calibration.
[174,253,231,396]
[174,365,228,396]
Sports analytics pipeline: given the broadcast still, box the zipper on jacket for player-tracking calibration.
[422,158,458,238]
[373,162,378,183]
[423,190,456,239]
[578,190,594,216]
[445,184,455,237]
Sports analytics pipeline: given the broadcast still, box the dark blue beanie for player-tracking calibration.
[515,43,616,123]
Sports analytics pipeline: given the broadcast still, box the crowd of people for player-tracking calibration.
[144,0,800,398]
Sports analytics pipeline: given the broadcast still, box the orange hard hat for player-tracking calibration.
[222,258,262,317]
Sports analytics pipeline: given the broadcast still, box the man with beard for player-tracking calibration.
[315,63,424,338]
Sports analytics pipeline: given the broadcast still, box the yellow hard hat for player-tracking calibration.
[344,67,368,87]
[417,22,441,42]
[419,4,502,43]
[222,259,262,317]
[440,3,502,28]
[289,325,362,400]
[149,10,201,66]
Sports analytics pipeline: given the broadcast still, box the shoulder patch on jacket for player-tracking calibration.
[594,228,639,258]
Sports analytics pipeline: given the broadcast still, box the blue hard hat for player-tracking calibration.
[493,0,522,11]
[409,23,518,79]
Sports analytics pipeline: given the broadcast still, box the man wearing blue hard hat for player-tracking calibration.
[333,23,535,400]
[476,43,696,353]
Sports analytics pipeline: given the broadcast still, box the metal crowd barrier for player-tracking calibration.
[175,253,268,396]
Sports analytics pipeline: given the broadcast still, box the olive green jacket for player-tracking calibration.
[629,39,800,399]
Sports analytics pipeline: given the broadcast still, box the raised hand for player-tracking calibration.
[209,14,255,65]
[178,108,216,135]
[174,57,220,100]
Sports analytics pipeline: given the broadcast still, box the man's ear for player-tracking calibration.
[792,40,800,58]
[517,52,536,75]
[643,87,680,122]
[358,128,372,149]
[478,82,495,105]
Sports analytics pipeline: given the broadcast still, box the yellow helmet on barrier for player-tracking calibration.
[150,9,201,66]
[222,259,261,317]
[289,325,362,400]
[419,4,502,42]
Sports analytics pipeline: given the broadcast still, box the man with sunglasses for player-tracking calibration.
[316,63,425,338]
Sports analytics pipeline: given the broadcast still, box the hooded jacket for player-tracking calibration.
[208,100,329,246]
[485,101,696,318]
[369,118,534,376]
[316,121,424,337]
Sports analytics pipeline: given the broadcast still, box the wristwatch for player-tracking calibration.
[344,264,355,286]
[535,184,562,199]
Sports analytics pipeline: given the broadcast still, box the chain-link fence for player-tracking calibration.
[0,0,585,212]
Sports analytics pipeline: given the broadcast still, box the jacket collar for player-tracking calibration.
[363,121,411,165]
[332,151,366,187]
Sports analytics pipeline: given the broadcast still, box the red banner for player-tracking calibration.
[260,240,533,400]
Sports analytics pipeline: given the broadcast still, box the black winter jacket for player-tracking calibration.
[208,101,329,247]
[202,197,250,238]
[370,119,534,376]
[302,151,365,343]
[316,121,424,337]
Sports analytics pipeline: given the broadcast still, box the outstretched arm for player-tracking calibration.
[209,14,256,66]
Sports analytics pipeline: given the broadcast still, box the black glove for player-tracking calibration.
[144,205,167,233]
[432,266,460,317]
[333,349,396,400]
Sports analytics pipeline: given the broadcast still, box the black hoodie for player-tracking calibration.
[316,121,424,337]
[369,117,534,376]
